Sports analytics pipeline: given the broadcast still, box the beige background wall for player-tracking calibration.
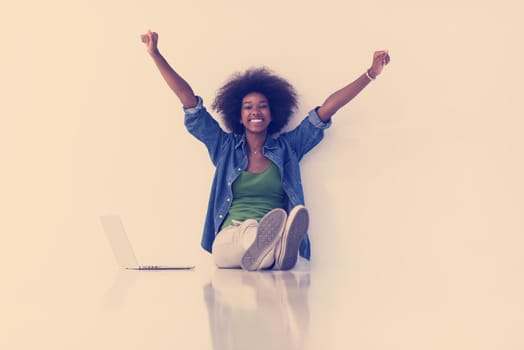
[2,0,523,347]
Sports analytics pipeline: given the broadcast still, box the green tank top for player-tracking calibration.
[221,161,284,229]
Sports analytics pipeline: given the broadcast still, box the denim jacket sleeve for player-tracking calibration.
[183,96,230,166]
[280,107,332,160]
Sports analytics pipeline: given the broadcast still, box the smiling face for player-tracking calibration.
[240,92,272,135]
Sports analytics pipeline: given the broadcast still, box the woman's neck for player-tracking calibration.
[245,131,267,155]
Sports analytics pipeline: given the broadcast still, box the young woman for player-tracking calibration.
[141,30,389,271]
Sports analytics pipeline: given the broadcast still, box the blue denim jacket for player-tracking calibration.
[184,96,331,260]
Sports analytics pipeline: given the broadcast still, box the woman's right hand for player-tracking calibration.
[141,30,159,56]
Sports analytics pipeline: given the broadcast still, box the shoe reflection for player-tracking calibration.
[203,266,310,350]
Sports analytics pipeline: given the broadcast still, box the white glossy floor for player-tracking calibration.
[4,249,524,350]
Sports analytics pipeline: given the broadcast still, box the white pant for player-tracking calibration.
[212,219,275,269]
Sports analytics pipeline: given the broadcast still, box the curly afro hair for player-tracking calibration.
[212,67,298,135]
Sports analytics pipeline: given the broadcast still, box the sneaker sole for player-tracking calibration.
[241,209,287,271]
[276,206,309,270]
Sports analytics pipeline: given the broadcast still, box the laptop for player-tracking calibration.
[100,215,195,270]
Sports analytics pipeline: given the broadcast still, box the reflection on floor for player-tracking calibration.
[204,268,310,350]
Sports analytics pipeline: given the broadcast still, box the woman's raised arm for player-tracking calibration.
[316,50,390,122]
[141,30,198,108]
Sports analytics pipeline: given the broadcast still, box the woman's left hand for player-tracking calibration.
[368,50,390,79]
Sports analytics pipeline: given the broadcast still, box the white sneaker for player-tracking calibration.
[275,205,309,270]
[241,208,287,271]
